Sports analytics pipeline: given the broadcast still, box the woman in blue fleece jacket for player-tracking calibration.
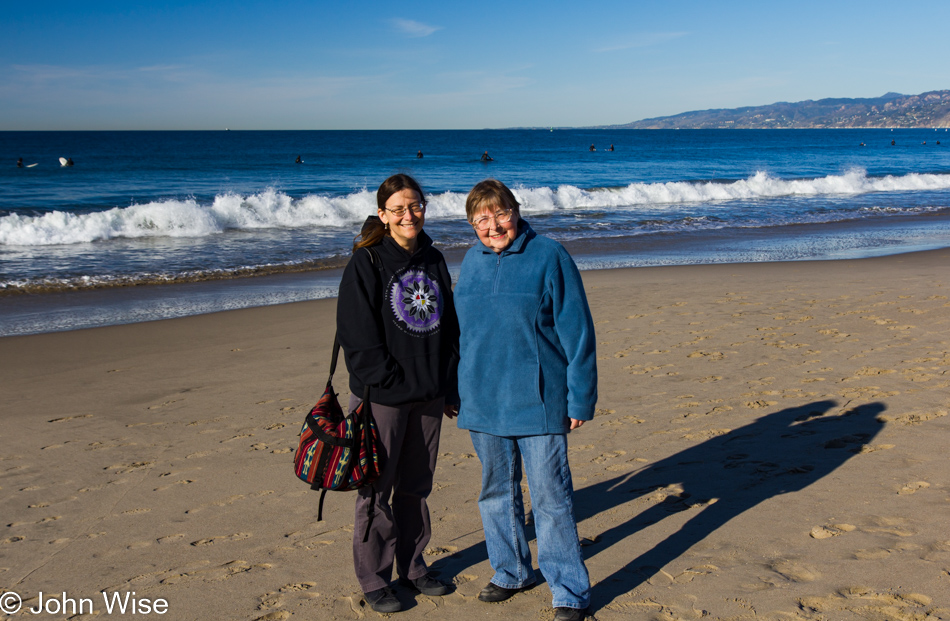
[454,179,597,621]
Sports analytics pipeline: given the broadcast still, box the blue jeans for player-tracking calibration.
[469,431,590,609]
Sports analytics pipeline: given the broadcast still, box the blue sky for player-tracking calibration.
[2,1,948,130]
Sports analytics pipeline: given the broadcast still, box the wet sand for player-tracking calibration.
[2,249,949,620]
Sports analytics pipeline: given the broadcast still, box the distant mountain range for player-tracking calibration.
[607,90,950,129]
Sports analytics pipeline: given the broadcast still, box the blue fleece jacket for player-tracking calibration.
[455,221,597,436]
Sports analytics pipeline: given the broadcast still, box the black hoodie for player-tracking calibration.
[336,231,459,406]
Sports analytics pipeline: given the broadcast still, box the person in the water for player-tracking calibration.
[417,150,424,158]
[480,151,493,162]
[295,155,302,164]
[17,158,23,167]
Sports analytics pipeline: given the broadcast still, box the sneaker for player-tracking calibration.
[554,606,589,621]
[363,587,401,613]
[477,581,532,603]
[399,574,450,596]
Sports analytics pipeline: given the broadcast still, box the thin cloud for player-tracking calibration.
[595,31,688,53]
[391,18,441,38]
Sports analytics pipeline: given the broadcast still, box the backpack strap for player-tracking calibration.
[327,335,341,389]
[359,382,376,541]
[317,489,328,521]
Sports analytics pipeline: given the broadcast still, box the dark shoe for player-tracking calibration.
[364,587,401,613]
[399,574,450,596]
[554,606,589,621]
[477,581,532,603]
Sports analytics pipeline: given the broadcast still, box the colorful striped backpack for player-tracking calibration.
[294,336,382,539]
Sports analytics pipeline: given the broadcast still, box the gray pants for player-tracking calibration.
[349,394,444,592]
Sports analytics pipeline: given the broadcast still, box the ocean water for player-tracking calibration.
[2,128,950,335]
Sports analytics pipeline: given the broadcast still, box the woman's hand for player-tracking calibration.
[444,404,459,419]
[569,418,585,430]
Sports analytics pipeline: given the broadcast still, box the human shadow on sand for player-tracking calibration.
[432,399,886,611]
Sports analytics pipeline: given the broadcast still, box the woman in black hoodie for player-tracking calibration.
[336,174,459,613]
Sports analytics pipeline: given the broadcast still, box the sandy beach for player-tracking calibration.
[2,249,949,621]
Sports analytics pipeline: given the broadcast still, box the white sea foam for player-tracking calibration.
[3,170,950,246]
[514,169,950,212]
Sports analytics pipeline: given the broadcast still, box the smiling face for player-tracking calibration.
[472,203,520,254]
[379,188,425,252]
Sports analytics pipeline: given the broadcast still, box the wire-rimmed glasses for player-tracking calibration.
[385,201,426,218]
[471,209,513,231]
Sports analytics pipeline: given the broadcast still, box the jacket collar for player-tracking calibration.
[381,229,433,260]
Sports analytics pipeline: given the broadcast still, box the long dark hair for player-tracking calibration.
[353,174,426,252]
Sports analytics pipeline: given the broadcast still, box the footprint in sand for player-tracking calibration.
[186,491,274,514]
[157,534,185,544]
[810,524,856,539]
[592,450,626,464]
[160,560,271,585]
[898,481,930,495]
[600,415,644,427]
[624,363,674,375]
[769,559,820,582]
[671,564,720,584]
[48,414,93,423]
[121,508,151,515]
[147,399,183,410]
[191,533,252,546]
[253,610,290,620]
[154,479,194,492]
[9,516,61,528]
[801,587,935,618]
[853,443,895,454]
[424,545,458,556]
[682,429,731,441]
[823,433,872,450]
[878,410,947,425]
[105,461,153,473]
[861,519,917,538]
[279,582,317,594]
[686,350,726,360]
[452,574,478,587]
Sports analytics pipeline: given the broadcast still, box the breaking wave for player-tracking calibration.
[3,169,950,246]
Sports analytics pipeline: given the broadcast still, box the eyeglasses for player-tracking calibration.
[385,201,426,218]
[472,209,513,231]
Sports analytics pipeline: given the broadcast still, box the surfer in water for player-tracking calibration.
[66,158,74,166]
[589,144,595,152]
[480,151,493,162]
[17,157,23,167]
[295,155,302,164]
[417,150,424,158]
[608,144,614,152]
